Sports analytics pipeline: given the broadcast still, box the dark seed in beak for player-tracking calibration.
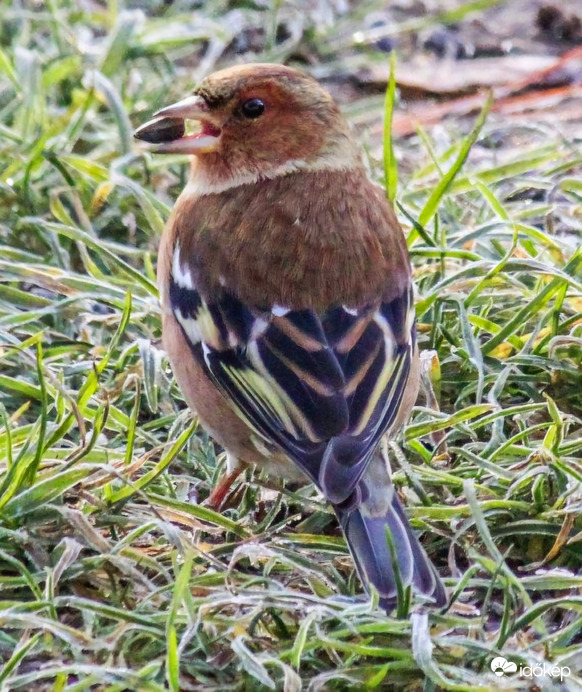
[134,116,185,144]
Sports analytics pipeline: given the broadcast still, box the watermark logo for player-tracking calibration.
[490,657,517,677]
[490,656,570,681]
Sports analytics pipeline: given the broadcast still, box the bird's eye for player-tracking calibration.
[241,98,265,119]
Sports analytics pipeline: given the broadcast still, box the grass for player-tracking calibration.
[1,1,582,690]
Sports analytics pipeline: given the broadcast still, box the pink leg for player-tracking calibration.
[205,468,243,509]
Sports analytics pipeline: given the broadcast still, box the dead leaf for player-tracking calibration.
[387,45,582,136]
[397,55,556,95]
[544,513,575,563]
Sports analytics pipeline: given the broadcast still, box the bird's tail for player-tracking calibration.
[333,450,446,610]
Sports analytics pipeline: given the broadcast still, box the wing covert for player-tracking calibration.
[169,243,415,498]
[169,245,349,482]
[319,288,415,503]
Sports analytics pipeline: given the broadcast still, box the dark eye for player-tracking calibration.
[241,98,265,119]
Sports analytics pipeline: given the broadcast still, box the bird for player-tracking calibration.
[134,62,446,610]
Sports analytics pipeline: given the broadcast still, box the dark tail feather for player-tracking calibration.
[333,451,446,610]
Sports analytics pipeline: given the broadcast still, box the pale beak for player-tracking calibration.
[134,94,221,154]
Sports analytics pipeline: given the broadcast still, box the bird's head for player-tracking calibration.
[134,63,359,187]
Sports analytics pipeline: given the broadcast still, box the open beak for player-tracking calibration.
[133,95,221,154]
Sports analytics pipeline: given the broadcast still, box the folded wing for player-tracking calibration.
[169,243,414,497]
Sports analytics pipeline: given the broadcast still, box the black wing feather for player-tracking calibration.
[170,251,414,499]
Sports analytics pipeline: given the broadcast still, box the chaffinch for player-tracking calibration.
[135,63,446,610]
